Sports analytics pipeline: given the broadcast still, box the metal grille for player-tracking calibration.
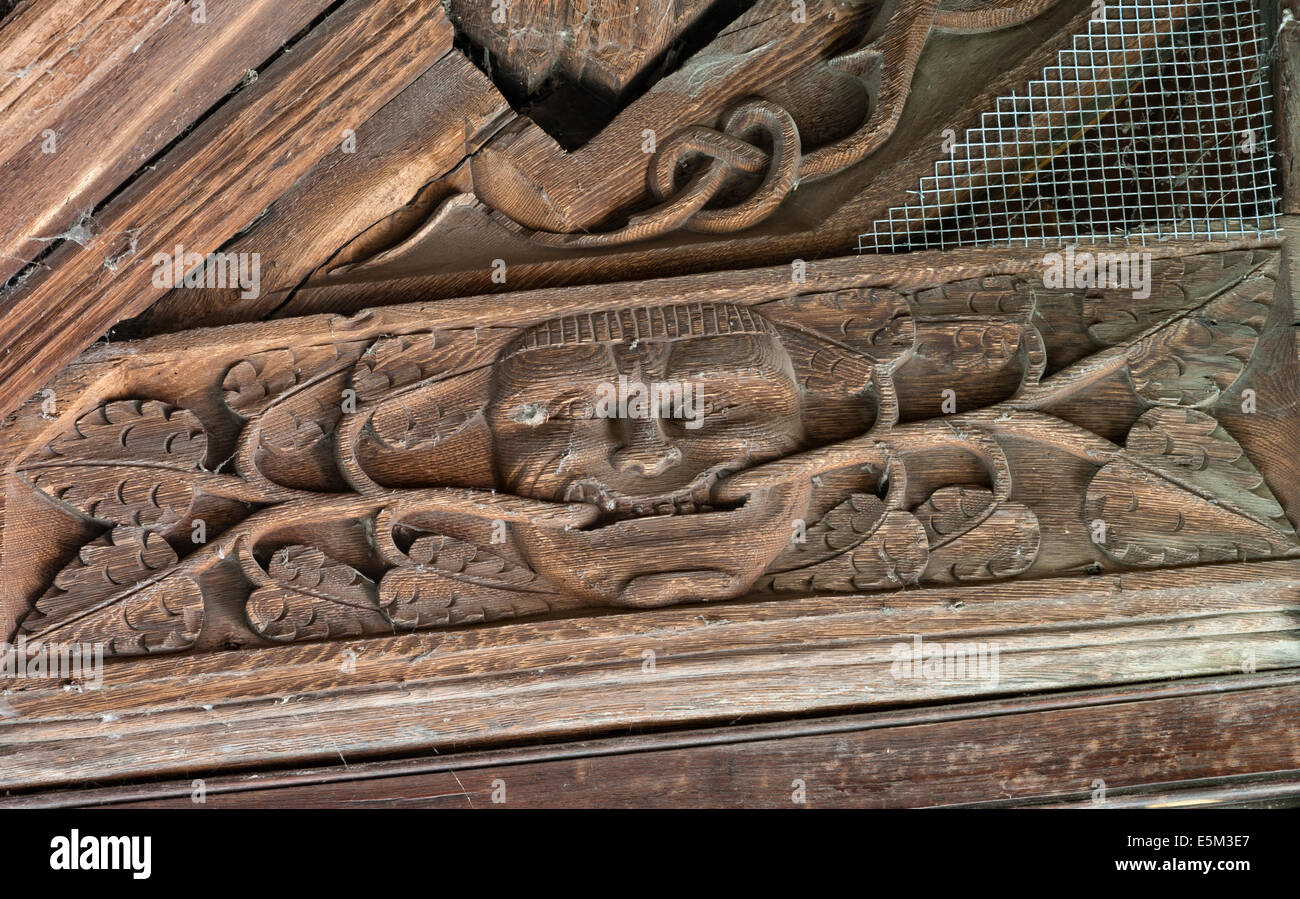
[858,0,1278,253]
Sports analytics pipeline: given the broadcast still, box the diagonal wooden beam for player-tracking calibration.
[0,0,336,286]
[0,0,455,419]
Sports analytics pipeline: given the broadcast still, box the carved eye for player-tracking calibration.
[511,403,550,427]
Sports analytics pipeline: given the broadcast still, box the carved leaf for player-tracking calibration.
[223,343,364,418]
[379,534,550,628]
[914,486,1040,583]
[224,344,367,490]
[1085,251,1263,345]
[19,399,206,528]
[759,288,915,391]
[911,275,1034,317]
[352,329,514,405]
[768,493,886,566]
[912,320,1024,373]
[763,494,928,592]
[1124,408,1294,533]
[364,367,492,452]
[18,528,204,656]
[1085,408,1297,566]
[243,545,392,642]
[914,485,994,540]
[1125,274,1272,407]
[406,534,535,582]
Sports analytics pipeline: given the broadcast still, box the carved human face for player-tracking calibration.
[487,330,811,606]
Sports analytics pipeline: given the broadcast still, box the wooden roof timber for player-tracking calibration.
[0,0,455,419]
[0,0,335,287]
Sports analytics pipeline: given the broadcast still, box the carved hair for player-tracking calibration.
[505,302,779,358]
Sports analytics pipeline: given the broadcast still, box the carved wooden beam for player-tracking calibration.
[0,0,1293,807]
[4,242,1295,655]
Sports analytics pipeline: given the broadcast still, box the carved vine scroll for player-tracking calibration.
[4,246,1294,657]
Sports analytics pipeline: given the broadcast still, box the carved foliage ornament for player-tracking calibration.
[9,250,1295,655]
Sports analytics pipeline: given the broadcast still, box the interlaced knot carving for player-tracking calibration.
[508,0,1059,248]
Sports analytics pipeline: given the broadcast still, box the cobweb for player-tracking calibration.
[858,0,1278,252]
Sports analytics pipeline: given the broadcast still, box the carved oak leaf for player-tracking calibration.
[1125,408,1294,532]
[351,329,515,405]
[243,545,393,642]
[1084,251,1265,346]
[762,493,929,592]
[912,320,1025,373]
[224,344,367,490]
[223,343,366,417]
[364,367,493,452]
[913,486,1040,583]
[18,528,204,656]
[379,534,555,628]
[911,275,1033,317]
[1124,274,1272,407]
[1085,409,1298,566]
[760,289,915,392]
[19,399,206,529]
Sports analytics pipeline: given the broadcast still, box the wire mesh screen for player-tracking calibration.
[858,0,1278,253]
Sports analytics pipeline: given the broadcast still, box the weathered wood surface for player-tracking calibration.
[128,52,513,335]
[5,243,1296,657]
[0,0,455,421]
[446,0,719,103]
[0,0,334,288]
[124,5,1079,331]
[257,0,1101,319]
[0,0,1295,806]
[1,527,1299,787]
[1280,1,1299,213]
[5,670,1300,806]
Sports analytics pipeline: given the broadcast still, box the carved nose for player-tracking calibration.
[609,416,683,477]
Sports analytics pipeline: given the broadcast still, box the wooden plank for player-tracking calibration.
[1279,0,1299,213]
[1,558,1299,791]
[0,0,334,286]
[127,51,512,335]
[0,0,456,420]
[4,244,1298,649]
[9,671,1297,807]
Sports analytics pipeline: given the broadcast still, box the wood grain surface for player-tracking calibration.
[0,0,454,421]
[1,556,1298,791]
[5,670,1298,807]
[0,0,1295,809]
[1280,1,1299,213]
[127,51,513,334]
[0,0,334,287]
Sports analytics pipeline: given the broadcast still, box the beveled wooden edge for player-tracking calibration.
[8,669,1298,808]
[8,237,1276,414]
[0,236,1264,494]
[1,557,1298,792]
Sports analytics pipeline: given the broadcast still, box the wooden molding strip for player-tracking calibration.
[1,558,1298,791]
[7,670,1299,807]
[0,0,455,420]
[1280,1,1299,214]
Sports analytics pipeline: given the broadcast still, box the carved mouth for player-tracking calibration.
[563,479,747,528]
